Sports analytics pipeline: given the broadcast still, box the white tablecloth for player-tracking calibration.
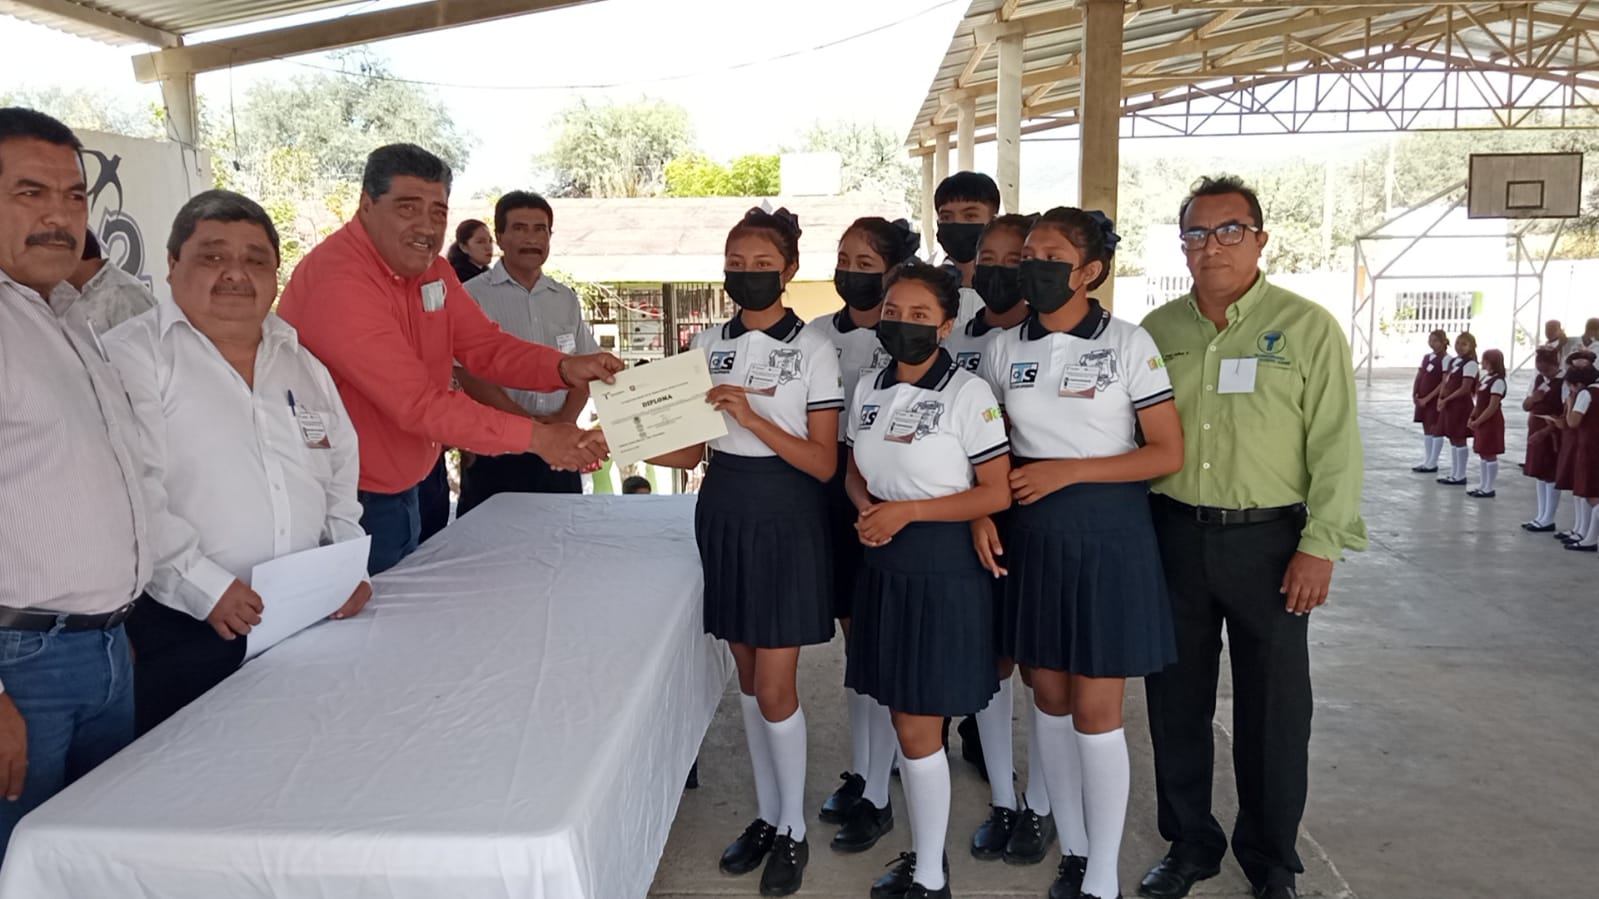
[0,495,730,899]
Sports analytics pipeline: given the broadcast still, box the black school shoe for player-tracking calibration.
[1523,521,1556,532]
[1003,805,1056,865]
[819,771,864,824]
[831,798,894,852]
[1565,542,1598,552]
[719,819,776,875]
[1410,464,1438,473]
[759,832,809,897]
[1437,476,1467,485]
[871,851,950,899]
[1050,854,1087,899]
[1467,489,1496,498]
[970,805,1017,859]
[905,882,952,898]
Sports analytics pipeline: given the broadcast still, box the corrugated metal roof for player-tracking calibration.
[0,0,370,44]
[907,0,1599,147]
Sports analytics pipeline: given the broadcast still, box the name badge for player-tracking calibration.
[556,332,577,354]
[296,409,332,449]
[421,280,446,313]
[745,364,781,396]
[1218,357,1258,394]
[883,408,921,443]
[1059,365,1099,398]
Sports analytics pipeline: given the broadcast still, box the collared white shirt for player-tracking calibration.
[943,312,1020,386]
[956,286,984,328]
[463,263,598,417]
[75,261,157,336]
[0,270,150,618]
[104,302,365,620]
[848,349,1008,502]
[691,310,845,457]
[1575,385,1594,416]
[983,300,1174,460]
[807,307,893,441]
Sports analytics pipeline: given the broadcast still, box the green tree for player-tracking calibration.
[0,85,166,140]
[796,120,918,208]
[539,98,693,198]
[664,152,780,197]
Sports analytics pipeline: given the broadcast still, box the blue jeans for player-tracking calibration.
[359,484,421,575]
[0,625,135,866]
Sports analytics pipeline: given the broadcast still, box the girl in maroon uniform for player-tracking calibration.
[1411,329,1450,472]
[1521,347,1564,531]
[1467,349,1507,498]
[1435,332,1478,486]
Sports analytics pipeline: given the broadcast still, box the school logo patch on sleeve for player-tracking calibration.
[982,406,1003,422]
[1147,356,1166,370]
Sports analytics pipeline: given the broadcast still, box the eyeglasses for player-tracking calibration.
[1179,221,1260,251]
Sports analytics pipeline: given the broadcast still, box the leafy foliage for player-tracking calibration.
[538,98,693,198]
[664,152,780,197]
[796,120,918,208]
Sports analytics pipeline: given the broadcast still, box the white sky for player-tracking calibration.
[0,0,1386,204]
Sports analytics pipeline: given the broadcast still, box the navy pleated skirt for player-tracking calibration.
[990,507,1016,659]
[1005,481,1177,678]
[824,443,864,621]
[846,520,999,717]
[695,452,835,649]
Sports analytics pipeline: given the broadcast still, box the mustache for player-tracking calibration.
[211,286,257,298]
[25,230,78,250]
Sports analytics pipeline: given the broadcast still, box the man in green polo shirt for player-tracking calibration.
[1136,175,1367,899]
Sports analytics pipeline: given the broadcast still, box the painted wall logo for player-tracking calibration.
[81,148,150,287]
[1257,330,1287,355]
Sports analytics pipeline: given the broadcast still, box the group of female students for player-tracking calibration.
[653,204,1182,898]
[1411,331,1599,551]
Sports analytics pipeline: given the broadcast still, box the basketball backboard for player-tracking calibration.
[1467,152,1583,219]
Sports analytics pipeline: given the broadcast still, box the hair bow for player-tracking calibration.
[1086,209,1121,255]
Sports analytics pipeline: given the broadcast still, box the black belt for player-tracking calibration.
[1154,494,1304,527]
[0,601,137,633]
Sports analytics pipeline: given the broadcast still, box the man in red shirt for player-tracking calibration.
[278,144,621,573]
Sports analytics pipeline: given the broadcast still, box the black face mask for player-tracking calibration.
[724,270,784,311]
[973,264,1022,315]
[936,222,984,264]
[876,319,941,366]
[833,269,884,311]
[1018,258,1076,314]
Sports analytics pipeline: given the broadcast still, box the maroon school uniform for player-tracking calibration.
[1556,383,1583,492]
[1414,351,1448,434]
[1471,375,1507,458]
[1524,374,1564,481]
[1439,356,1479,441]
[1574,385,1599,499]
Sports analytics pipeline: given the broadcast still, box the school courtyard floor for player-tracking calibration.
[650,369,1592,899]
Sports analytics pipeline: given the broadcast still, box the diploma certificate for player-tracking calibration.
[591,351,728,466]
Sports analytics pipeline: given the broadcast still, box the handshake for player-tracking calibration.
[531,351,623,472]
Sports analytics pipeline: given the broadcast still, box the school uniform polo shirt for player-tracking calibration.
[808,307,893,441]
[982,299,1173,461]
[848,349,1009,502]
[943,312,1018,384]
[692,310,845,457]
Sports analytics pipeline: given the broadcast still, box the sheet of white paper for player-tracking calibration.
[246,536,371,660]
[591,352,729,466]
[1218,357,1259,394]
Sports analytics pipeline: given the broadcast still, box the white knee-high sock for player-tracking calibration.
[764,706,808,841]
[1534,480,1550,524]
[1077,728,1131,899]
[1547,484,1563,526]
[900,748,950,890]
[862,699,897,809]
[848,690,873,775]
[740,694,780,825]
[1418,434,1431,464]
[1475,458,1488,491]
[1425,435,1444,467]
[1582,504,1599,547]
[1577,500,1593,538]
[1452,445,1469,480]
[1033,707,1089,857]
[1023,690,1051,815]
[975,677,1017,810]
[1485,460,1498,492]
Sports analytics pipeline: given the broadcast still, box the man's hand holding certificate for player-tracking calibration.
[591,352,728,466]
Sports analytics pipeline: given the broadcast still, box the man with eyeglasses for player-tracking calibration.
[1135,175,1367,899]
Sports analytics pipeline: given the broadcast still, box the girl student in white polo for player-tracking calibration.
[652,207,844,897]
[807,217,921,848]
[844,261,1012,899]
[978,207,1184,899]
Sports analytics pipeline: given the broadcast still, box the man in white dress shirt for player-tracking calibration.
[104,190,370,734]
[0,108,149,863]
[66,230,156,335]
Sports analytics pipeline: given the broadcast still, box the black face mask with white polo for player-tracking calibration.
[724,270,784,311]
[1018,258,1076,314]
[876,319,941,366]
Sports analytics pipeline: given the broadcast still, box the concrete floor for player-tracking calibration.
[650,370,1595,899]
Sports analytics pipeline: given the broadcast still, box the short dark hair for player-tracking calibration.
[82,229,101,261]
[0,107,82,175]
[935,171,1001,214]
[1030,206,1115,291]
[167,189,280,261]
[883,260,961,322]
[1535,346,1559,367]
[1179,174,1264,230]
[494,191,555,234]
[727,206,802,268]
[978,213,1037,253]
[842,216,920,269]
[362,143,452,201]
[622,475,652,494]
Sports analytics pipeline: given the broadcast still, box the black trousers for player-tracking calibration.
[1144,500,1311,891]
[456,451,580,517]
[124,595,246,736]
[417,454,451,543]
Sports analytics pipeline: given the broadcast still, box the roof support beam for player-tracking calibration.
[130,0,593,82]
[0,0,178,47]
[1078,0,1126,308]
[995,32,1023,212]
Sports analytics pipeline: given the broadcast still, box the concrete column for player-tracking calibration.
[956,95,976,172]
[1079,0,1125,308]
[933,130,951,192]
[920,152,936,258]
[158,73,199,147]
[995,32,1023,213]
